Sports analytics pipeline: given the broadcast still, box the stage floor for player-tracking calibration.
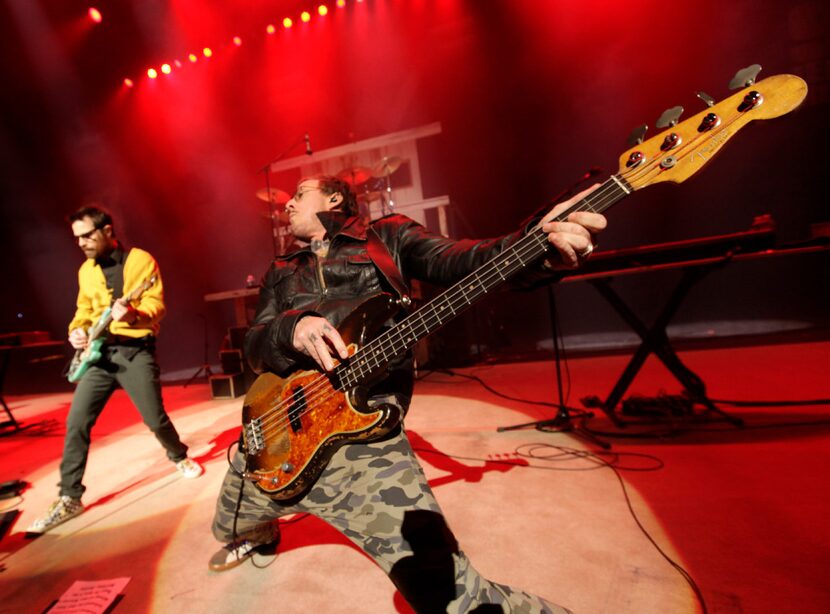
[1,340,829,613]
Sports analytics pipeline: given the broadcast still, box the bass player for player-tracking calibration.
[209,175,604,613]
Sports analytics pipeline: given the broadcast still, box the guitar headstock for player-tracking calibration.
[617,74,807,192]
[128,274,158,301]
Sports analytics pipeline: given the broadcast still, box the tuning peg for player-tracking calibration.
[728,64,762,90]
[696,91,716,107]
[656,106,684,129]
[626,123,648,146]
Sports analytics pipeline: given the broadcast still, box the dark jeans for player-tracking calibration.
[58,345,188,498]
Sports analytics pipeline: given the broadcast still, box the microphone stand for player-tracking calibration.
[258,134,310,259]
[497,169,611,450]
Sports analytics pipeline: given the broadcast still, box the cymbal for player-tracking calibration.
[337,166,373,186]
[371,156,403,177]
[256,187,291,205]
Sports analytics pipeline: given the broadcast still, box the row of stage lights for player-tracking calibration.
[85,2,364,88]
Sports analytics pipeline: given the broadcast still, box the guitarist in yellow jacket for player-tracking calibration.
[26,205,204,535]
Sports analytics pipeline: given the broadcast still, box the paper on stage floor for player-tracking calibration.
[49,577,131,614]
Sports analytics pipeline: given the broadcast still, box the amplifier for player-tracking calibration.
[209,373,246,399]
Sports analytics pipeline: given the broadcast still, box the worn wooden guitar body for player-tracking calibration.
[242,294,403,500]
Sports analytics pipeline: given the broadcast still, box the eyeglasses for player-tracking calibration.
[74,227,101,241]
[293,187,323,201]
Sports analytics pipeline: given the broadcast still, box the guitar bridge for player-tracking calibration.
[244,418,265,454]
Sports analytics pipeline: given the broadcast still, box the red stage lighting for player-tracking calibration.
[233,36,242,46]
[283,17,293,28]
[123,78,134,88]
[203,47,213,58]
[88,8,102,23]
[318,5,328,16]
[161,63,172,74]
[266,24,276,35]
[147,68,158,79]
[301,11,311,22]
[337,0,345,7]
[188,53,198,63]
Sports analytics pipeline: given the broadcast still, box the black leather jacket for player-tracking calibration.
[244,210,552,404]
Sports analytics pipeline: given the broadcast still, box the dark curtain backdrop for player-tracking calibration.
[1,0,828,373]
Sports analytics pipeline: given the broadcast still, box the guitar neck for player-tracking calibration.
[338,175,632,387]
[86,275,154,341]
[87,308,114,341]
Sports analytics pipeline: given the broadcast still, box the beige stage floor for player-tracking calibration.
[1,341,829,613]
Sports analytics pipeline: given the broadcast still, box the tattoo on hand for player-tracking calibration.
[309,333,318,343]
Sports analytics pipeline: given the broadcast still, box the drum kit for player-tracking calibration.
[255,156,404,232]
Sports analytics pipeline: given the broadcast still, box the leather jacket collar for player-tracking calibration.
[276,212,368,260]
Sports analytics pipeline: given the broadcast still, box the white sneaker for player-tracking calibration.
[175,458,204,478]
[26,496,84,534]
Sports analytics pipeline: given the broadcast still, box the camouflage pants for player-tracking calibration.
[212,427,569,614]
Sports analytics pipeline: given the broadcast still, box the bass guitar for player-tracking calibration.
[67,274,158,383]
[240,73,808,500]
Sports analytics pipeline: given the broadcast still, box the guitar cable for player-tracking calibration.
[410,443,707,614]
[224,440,298,569]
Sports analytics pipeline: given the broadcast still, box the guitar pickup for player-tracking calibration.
[288,386,307,433]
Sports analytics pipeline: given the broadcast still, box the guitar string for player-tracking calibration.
[249,107,749,444]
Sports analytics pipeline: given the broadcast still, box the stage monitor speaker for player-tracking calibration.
[219,349,243,374]
[228,326,247,350]
[209,373,246,399]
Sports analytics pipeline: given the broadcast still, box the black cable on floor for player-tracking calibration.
[412,443,706,613]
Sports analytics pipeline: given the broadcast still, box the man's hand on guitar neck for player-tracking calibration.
[111,298,138,325]
[539,183,607,269]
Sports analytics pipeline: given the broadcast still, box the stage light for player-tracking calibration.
[318,5,328,16]
[88,7,102,23]
[188,53,198,63]
[174,59,182,68]
[283,17,293,28]
[301,11,311,22]
[233,36,242,46]
[337,0,346,7]
[147,68,158,79]
[123,78,134,88]
[266,24,276,34]
[161,63,171,74]
[203,47,213,58]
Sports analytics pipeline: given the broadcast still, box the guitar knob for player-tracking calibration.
[626,151,645,168]
[738,91,763,112]
[697,112,720,132]
[660,133,681,151]
[281,462,295,473]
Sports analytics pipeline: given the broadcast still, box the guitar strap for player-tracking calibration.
[103,247,131,301]
[366,227,409,303]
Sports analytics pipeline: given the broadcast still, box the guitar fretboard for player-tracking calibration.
[336,174,632,388]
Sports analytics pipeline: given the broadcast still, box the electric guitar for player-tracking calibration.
[67,274,158,383]
[240,73,808,500]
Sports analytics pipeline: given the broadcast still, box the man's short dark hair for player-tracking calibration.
[68,205,115,235]
[310,175,359,217]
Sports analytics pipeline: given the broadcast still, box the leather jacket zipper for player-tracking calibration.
[315,254,328,295]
